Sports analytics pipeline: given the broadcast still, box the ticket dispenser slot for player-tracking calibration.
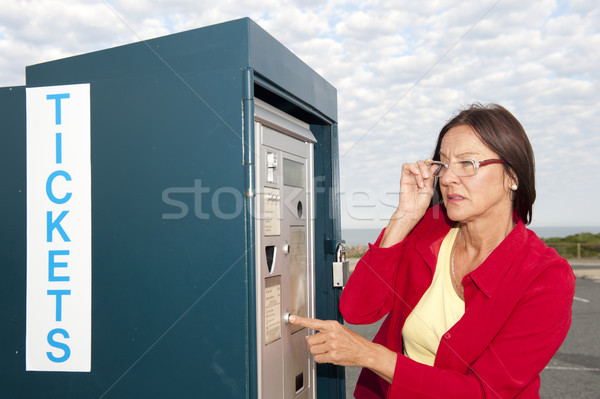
[265,246,276,273]
[255,99,316,399]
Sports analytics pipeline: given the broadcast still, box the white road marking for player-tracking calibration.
[545,366,600,372]
[573,296,590,303]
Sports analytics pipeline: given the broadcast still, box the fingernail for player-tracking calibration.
[288,315,296,323]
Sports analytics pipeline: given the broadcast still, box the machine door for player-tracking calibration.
[254,99,316,399]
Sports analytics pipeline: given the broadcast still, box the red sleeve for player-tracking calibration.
[386,261,575,398]
[339,229,408,325]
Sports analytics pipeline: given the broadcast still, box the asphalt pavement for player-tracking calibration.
[344,260,600,398]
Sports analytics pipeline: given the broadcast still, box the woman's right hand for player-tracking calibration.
[380,160,435,247]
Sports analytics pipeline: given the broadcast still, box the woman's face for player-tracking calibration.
[438,125,515,225]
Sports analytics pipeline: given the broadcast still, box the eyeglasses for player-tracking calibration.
[427,159,505,177]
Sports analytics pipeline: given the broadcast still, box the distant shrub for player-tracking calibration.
[543,232,600,258]
[346,245,368,259]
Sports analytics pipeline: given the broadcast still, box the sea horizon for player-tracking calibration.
[342,226,600,246]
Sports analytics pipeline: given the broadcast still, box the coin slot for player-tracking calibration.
[297,201,303,219]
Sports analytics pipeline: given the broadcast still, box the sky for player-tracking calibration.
[1,0,599,229]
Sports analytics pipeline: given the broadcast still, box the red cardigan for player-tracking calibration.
[340,205,575,398]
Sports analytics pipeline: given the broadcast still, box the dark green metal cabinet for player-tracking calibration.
[0,18,344,399]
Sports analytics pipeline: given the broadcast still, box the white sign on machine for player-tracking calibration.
[26,84,92,372]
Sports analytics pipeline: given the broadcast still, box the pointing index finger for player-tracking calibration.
[288,315,328,331]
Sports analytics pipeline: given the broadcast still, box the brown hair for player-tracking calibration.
[432,103,536,225]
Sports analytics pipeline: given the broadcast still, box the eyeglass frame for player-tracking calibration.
[427,158,505,177]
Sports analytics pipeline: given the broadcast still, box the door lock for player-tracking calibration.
[332,242,349,288]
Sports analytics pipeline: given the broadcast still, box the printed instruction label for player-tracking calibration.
[264,276,282,345]
[263,187,281,236]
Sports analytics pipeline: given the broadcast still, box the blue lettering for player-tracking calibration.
[46,170,72,204]
[47,328,71,363]
[47,289,71,322]
[49,250,70,282]
[47,211,71,242]
[56,132,62,164]
[46,93,70,125]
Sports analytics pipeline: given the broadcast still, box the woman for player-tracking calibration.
[290,104,575,398]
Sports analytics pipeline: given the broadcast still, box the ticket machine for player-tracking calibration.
[0,18,344,399]
[254,100,316,398]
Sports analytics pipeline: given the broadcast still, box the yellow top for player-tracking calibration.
[401,226,465,366]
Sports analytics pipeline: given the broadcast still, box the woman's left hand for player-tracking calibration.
[288,315,376,367]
